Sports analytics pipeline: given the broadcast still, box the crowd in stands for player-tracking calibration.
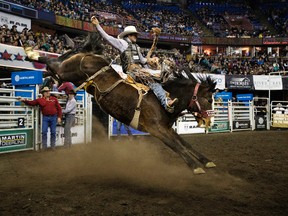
[0,24,68,54]
[5,0,288,38]
[1,21,288,76]
[190,54,288,75]
[189,1,272,38]
[1,0,288,76]
[263,3,288,37]
[122,1,203,36]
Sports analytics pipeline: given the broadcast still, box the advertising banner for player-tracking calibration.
[253,75,283,90]
[12,70,43,86]
[232,120,250,130]
[272,114,288,128]
[209,121,229,132]
[0,129,34,153]
[0,43,59,70]
[209,74,226,90]
[177,121,205,134]
[236,94,253,101]
[55,16,82,29]
[46,125,85,147]
[176,114,205,134]
[255,115,266,130]
[0,11,31,31]
[214,92,232,101]
[263,37,288,45]
[38,10,55,23]
[226,75,254,90]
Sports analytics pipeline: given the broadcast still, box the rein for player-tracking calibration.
[75,54,124,102]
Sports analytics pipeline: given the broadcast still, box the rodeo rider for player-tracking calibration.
[90,16,178,113]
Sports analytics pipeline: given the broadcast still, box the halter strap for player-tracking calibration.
[188,82,201,111]
[188,82,215,118]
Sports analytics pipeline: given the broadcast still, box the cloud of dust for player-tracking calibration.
[11,116,247,193]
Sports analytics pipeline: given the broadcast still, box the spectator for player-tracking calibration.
[58,82,74,95]
[18,87,62,150]
[62,89,77,148]
[284,105,288,115]
[273,103,285,114]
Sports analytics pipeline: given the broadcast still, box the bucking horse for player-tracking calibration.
[25,32,217,174]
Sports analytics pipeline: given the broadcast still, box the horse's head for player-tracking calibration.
[186,75,216,129]
[163,69,217,129]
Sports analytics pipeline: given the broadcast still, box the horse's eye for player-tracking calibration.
[208,99,213,103]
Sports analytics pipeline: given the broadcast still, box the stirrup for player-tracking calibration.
[165,106,175,113]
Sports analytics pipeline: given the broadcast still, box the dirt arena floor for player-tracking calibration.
[0,129,288,216]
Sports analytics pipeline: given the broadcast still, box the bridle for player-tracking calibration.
[188,82,214,118]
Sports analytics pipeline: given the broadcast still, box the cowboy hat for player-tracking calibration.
[41,86,51,93]
[67,89,77,95]
[118,26,140,39]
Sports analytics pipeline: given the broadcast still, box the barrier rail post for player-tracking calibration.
[0,88,35,153]
[270,100,288,128]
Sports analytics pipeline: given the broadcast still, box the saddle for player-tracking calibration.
[125,74,149,92]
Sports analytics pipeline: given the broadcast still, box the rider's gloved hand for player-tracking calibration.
[91,16,99,26]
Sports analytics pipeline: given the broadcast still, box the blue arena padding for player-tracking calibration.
[236,94,254,106]
[111,119,148,136]
[214,92,233,101]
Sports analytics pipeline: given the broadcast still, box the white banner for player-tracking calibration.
[253,75,283,90]
[209,74,226,90]
[177,121,205,134]
[0,11,31,32]
[47,125,85,147]
[0,43,59,70]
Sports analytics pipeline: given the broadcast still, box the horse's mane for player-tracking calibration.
[58,32,104,62]
[165,67,216,91]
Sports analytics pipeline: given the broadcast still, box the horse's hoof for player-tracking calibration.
[24,47,39,61]
[193,167,206,175]
[205,162,216,168]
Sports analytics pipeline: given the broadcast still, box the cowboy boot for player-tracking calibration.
[24,47,40,61]
[165,97,178,113]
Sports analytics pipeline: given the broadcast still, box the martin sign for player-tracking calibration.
[0,134,26,147]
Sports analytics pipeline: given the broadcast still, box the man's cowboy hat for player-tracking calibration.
[118,26,140,39]
[67,89,77,95]
[41,87,51,93]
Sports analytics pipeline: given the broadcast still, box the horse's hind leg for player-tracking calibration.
[148,127,206,174]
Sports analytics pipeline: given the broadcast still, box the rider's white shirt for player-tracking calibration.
[111,64,160,79]
[96,24,147,64]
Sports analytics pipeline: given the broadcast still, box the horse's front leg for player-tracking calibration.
[179,137,216,169]
[148,127,206,175]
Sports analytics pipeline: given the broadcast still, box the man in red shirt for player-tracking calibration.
[18,87,62,150]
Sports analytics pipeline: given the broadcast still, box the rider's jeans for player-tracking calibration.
[127,71,167,109]
[149,83,167,108]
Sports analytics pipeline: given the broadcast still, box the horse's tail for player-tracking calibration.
[80,32,104,54]
[58,32,104,62]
